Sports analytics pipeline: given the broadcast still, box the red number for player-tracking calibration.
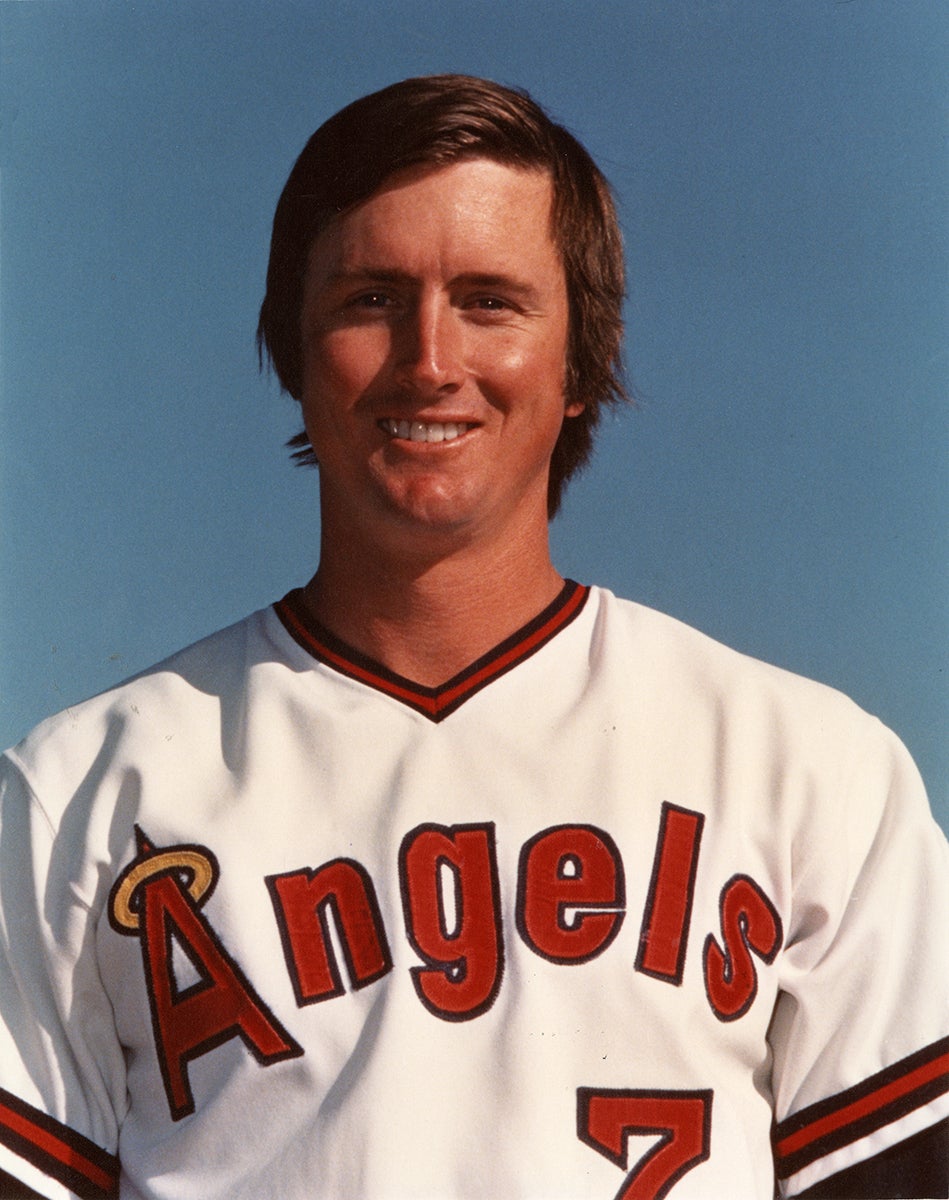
[576,1089,712,1200]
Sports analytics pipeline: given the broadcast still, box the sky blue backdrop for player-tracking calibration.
[2,1,946,832]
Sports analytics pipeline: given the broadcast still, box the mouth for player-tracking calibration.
[378,418,474,444]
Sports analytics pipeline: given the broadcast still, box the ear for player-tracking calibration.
[564,399,586,418]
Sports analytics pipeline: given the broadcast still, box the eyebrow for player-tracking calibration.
[323,267,410,286]
[322,267,544,303]
[454,273,544,302]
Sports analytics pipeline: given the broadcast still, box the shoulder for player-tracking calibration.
[2,605,289,807]
[586,587,930,832]
[589,585,881,731]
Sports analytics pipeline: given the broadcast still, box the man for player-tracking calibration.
[0,75,945,1200]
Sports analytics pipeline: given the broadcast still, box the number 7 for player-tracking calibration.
[576,1088,713,1200]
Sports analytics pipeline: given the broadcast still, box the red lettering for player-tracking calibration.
[636,805,704,984]
[399,823,503,1020]
[122,855,301,1120]
[516,825,625,963]
[703,874,783,1021]
[577,1088,713,1200]
[267,859,392,1005]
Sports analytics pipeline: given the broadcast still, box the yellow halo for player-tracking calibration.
[110,849,215,932]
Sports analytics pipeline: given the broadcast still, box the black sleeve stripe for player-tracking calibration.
[773,1037,949,1180]
[0,1088,118,1200]
[794,1118,949,1199]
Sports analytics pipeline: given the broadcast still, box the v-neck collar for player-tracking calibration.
[273,580,589,722]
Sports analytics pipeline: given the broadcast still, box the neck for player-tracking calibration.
[303,515,564,687]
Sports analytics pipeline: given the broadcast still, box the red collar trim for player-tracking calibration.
[274,580,589,722]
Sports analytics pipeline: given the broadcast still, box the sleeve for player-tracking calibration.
[769,720,949,1198]
[0,754,123,1200]
[794,1118,948,1198]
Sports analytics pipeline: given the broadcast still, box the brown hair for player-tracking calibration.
[257,74,628,517]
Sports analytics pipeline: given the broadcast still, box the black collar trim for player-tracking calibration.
[274,579,589,722]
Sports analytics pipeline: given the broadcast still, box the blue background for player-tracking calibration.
[2,1,946,832]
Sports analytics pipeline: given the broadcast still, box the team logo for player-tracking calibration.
[108,827,302,1120]
[107,811,785,1134]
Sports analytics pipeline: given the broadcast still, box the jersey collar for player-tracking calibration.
[274,580,589,722]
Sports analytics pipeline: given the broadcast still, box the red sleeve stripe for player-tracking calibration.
[0,1088,118,1199]
[773,1038,949,1179]
[274,580,589,722]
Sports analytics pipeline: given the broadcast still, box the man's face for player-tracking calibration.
[298,158,578,556]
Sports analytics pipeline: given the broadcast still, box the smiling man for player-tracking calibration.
[296,157,580,681]
[0,76,946,1200]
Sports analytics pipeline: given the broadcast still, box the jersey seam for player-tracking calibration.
[2,751,59,842]
[2,752,101,915]
[787,713,892,929]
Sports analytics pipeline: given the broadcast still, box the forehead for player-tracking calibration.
[306,158,562,280]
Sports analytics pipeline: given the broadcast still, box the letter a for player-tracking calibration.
[109,831,302,1119]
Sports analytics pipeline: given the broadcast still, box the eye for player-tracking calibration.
[467,295,514,316]
[350,291,393,309]
[335,290,399,323]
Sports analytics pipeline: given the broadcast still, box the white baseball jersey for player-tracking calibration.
[0,583,946,1200]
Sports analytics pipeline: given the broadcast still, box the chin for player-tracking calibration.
[385,502,479,539]
[379,477,483,529]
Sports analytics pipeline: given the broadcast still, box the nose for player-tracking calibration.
[393,294,464,395]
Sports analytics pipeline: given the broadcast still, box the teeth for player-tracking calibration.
[381,419,469,443]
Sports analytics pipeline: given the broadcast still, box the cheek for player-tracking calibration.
[306,330,366,388]
[472,334,568,404]
[301,331,387,418]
